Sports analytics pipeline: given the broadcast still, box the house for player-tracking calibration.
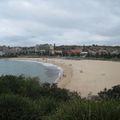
[88,50,96,56]
[70,49,81,55]
[27,47,35,54]
[35,44,54,55]
[111,50,119,56]
[80,52,88,57]
[63,49,81,56]
[55,50,63,55]
[0,51,5,56]
[98,50,109,56]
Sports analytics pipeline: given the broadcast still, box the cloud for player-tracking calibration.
[0,0,120,46]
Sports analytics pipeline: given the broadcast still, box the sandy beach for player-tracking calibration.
[12,58,120,97]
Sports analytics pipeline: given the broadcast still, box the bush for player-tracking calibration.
[0,75,26,94]
[0,94,41,120]
[35,96,59,117]
[98,85,120,100]
[0,75,75,102]
[48,99,120,120]
[0,75,120,120]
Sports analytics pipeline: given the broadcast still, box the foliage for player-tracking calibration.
[48,99,120,120]
[0,94,41,120]
[98,85,120,100]
[0,75,120,120]
[0,75,73,101]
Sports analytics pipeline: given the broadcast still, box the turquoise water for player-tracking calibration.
[0,59,60,83]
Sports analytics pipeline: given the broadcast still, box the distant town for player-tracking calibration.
[0,44,120,59]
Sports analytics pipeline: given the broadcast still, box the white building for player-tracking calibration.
[0,51,5,56]
[35,44,54,55]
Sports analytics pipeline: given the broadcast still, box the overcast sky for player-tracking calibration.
[0,0,120,46]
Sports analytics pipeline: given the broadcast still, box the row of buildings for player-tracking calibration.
[0,44,54,56]
[0,44,120,57]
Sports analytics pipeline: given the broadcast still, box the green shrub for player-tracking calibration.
[35,96,59,118]
[48,99,120,120]
[0,75,120,120]
[0,94,41,120]
[0,75,26,94]
[98,85,120,100]
[0,75,75,102]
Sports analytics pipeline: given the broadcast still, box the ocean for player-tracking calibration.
[0,59,61,83]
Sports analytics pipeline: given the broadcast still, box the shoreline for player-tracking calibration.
[10,58,72,89]
[10,58,120,97]
[9,58,64,84]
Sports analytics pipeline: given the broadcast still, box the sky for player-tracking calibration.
[0,0,120,46]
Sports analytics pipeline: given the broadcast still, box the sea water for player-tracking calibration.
[0,59,61,83]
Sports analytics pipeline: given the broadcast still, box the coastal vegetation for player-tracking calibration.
[0,75,120,120]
